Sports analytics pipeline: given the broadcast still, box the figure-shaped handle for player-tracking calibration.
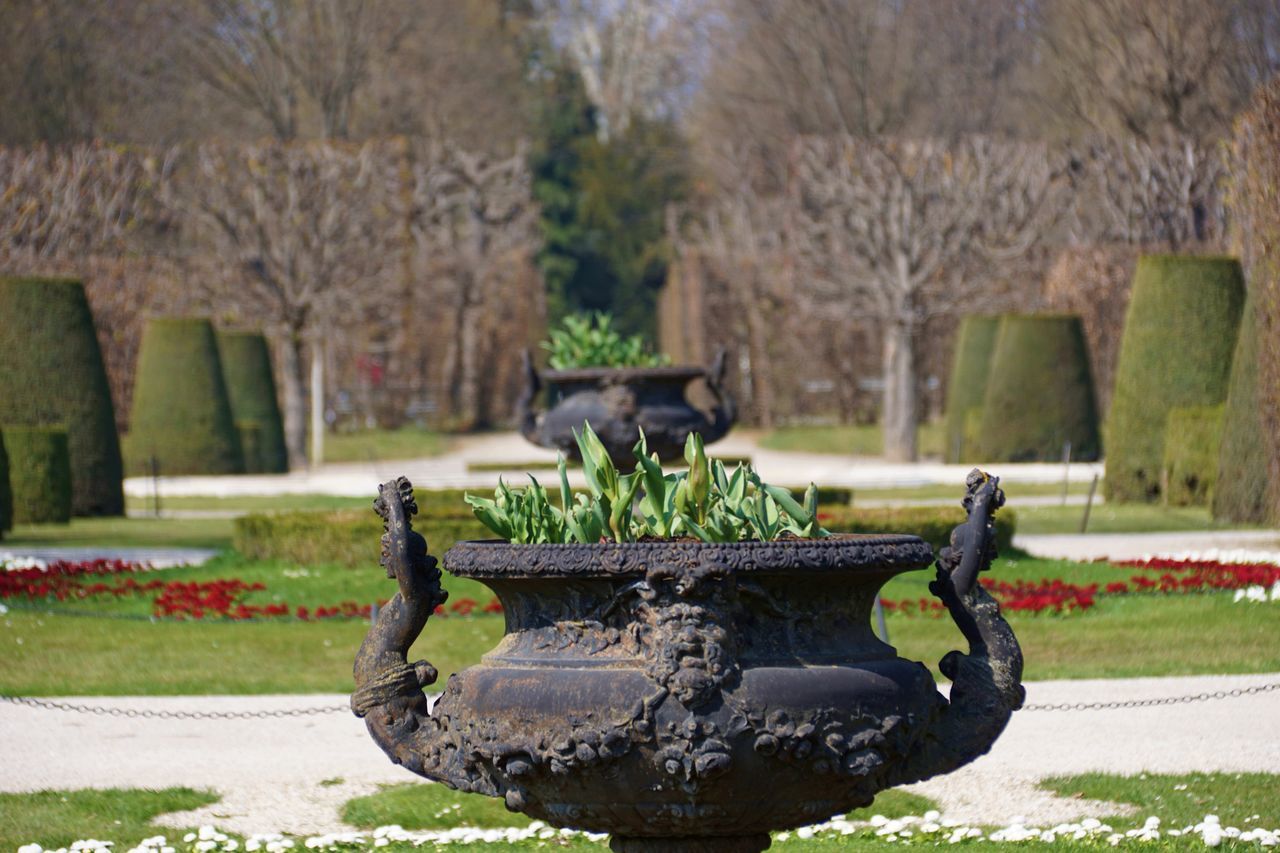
[516,349,543,445]
[700,347,737,443]
[351,477,449,777]
[889,468,1025,786]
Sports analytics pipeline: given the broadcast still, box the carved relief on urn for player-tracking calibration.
[353,471,1023,853]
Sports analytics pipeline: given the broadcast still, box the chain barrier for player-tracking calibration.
[4,683,1278,719]
[0,694,348,719]
[1022,682,1280,711]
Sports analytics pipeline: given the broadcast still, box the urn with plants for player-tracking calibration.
[352,426,1024,852]
[519,313,736,467]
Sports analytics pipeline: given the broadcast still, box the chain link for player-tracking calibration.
[0,694,348,719]
[1022,682,1280,711]
[4,683,1278,719]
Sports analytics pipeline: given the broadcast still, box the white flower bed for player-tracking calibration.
[2,554,49,572]
[1233,582,1280,604]
[16,813,1280,852]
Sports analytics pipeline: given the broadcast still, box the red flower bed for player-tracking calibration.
[3,558,505,621]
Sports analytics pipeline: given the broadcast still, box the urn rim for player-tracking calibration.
[541,364,706,384]
[443,533,935,579]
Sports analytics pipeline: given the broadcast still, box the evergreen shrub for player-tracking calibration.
[217,331,288,473]
[1163,406,1224,508]
[1213,291,1270,522]
[942,316,1001,463]
[237,421,263,474]
[974,315,1100,463]
[0,277,123,516]
[6,426,72,524]
[126,318,243,476]
[1105,256,1244,503]
[0,430,12,536]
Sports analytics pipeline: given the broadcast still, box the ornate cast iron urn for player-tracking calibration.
[517,349,737,467]
[352,472,1024,852]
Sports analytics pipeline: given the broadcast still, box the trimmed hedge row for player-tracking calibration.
[1163,406,1224,508]
[1105,256,1244,503]
[233,504,1014,569]
[0,277,123,516]
[218,331,288,473]
[5,426,72,524]
[0,430,11,536]
[1213,291,1270,523]
[126,318,243,476]
[975,315,1100,463]
[943,316,1001,463]
[821,506,1016,556]
[234,510,489,568]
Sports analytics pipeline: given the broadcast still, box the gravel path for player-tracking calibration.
[3,672,1278,837]
[1016,530,1280,562]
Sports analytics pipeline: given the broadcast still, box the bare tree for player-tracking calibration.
[790,136,1068,461]
[173,140,404,467]
[540,0,707,141]
[1035,0,1254,142]
[406,140,540,428]
[155,0,401,141]
[0,143,173,262]
[1072,136,1228,250]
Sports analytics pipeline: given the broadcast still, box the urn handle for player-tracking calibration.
[516,349,544,446]
[699,347,738,443]
[890,469,1025,786]
[351,477,451,777]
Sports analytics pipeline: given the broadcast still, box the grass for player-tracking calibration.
[1041,772,1280,829]
[322,428,453,464]
[4,775,1276,851]
[758,422,946,457]
[1014,503,1241,535]
[3,516,234,550]
[0,788,216,852]
[4,549,1280,695]
[125,494,369,514]
[342,782,936,832]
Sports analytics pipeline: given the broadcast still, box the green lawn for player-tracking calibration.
[1014,503,1243,535]
[3,774,1276,851]
[322,428,454,464]
[125,494,369,514]
[4,516,235,550]
[758,423,947,457]
[4,550,1279,695]
[0,788,216,852]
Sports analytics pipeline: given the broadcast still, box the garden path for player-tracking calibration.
[2,672,1277,837]
[120,430,1105,499]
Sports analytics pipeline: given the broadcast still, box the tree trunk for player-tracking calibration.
[881,316,919,462]
[280,332,308,470]
[310,338,325,467]
[744,285,775,428]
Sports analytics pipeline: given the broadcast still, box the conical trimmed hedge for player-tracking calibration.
[0,277,123,516]
[943,316,1001,463]
[1105,256,1245,503]
[237,421,263,474]
[126,318,244,476]
[0,429,12,536]
[973,315,1100,463]
[6,426,72,524]
[217,331,288,473]
[1164,405,1224,507]
[1213,290,1271,523]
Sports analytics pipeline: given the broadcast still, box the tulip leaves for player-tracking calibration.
[466,423,828,544]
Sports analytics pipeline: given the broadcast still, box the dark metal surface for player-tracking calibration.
[516,348,737,465]
[352,470,1024,852]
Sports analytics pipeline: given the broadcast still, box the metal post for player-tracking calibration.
[874,596,890,644]
[1060,441,1072,505]
[1080,472,1099,533]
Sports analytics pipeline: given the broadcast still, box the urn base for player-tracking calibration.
[609,834,770,853]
